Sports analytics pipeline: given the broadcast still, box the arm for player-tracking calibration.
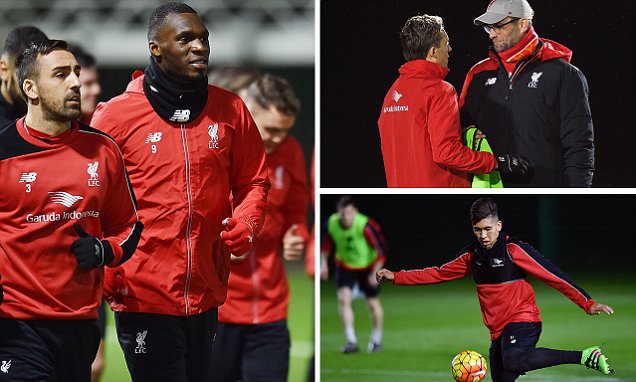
[379,252,472,286]
[559,66,594,187]
[508,241,612,315]
[281,143,310,261]
[222,102,271,255]
[320,232,334,281]
[427,83,497,174]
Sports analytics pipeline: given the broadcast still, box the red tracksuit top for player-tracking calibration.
[0,118,141,320]
[90,72,270,316]
[219,137,308,324]
[394,235,595,340]
[377,60,496,187]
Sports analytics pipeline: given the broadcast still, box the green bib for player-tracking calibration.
[327,212,378,269]
[462,127,504,188]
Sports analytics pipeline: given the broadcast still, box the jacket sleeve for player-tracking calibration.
[559,65,594,187]
[280,141,310,240]
[364,218,387,263]
[427,83,496,174]
[100,139,143,266]
[508,241,595,312]
[394,252,471,285]
[230,101,271,236]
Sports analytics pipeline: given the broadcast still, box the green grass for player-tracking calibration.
[321,275,636,382]
[101,261,314,381]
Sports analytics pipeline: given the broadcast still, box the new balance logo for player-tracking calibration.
[485,77,497,86]
[208,123,219,149]
[528,72,542,88]
[170,109,191,123]
[145,132,162,143]
[19,172,37,183]
[87,162,100,187]
[0,360,10,373]
[135,330,148,354]
[391,90,403,102]
[49,191,84,208]
[510,336,517,344]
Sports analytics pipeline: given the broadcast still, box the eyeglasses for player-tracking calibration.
[483,18,519,34]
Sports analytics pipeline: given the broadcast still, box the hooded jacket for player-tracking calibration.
[459,34,594,187]
[378,60,496,188]
[90,71,270,316]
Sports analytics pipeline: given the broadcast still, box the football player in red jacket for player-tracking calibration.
[0,39,142,381]
[377,198,614,381]
[90,3,269,381]
[208,72,309,382]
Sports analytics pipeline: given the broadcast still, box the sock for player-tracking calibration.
[345,326,357,343]
[371,328,382,344]
[504,347,582,373]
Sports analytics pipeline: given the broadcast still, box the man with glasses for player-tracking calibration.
[460,0,594,187]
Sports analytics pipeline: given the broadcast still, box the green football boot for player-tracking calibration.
[581,346,614,375]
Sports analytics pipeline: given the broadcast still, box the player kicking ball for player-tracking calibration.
[376,198,614,382]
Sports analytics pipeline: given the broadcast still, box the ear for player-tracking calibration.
[497,220,503,231]
[149,41,161,59]
[426,45,437,61]
[0,59,9,82]
[22,79,38,102]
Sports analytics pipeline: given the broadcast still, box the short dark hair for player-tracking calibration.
[2,26,48,58]
[16,40,69,94]
[470,198,499,225]
[400,15,444,61]
[243,73,300,116]
[208,66,261,94]
[67,43,96,68]
[337,196,357,210]
[147,2,198,41]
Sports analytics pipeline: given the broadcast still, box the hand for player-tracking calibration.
[220,218,254,256]
[282,224,307,261]
[496,154,530,175]
[320,256,329,281]
[587,302,614,315]
[464,125,487,140]
[375,268,394,283]
[70,224,113,268]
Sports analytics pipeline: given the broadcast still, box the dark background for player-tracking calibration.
[321,0,636,187]
[321,194,636,273]
[96,65,315,170]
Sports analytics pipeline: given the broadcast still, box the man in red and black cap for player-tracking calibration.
[460,0,594,187]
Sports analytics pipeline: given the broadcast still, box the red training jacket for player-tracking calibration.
[394,236,595,340]
[0,118,141,320]
[219,137,308,324]
[377,60,496,187]
[91,72,270,316]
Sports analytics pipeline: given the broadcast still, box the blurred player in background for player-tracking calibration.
[68,44,101,125]
[90,3,269,381]
[0,39,142,381]
[68,42,106,382]
[377,198,614,381]
[460,0,594,187]
[208,70,309,382]
[321,196,387,353]
[0,26,48,125]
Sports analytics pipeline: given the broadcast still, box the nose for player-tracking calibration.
[69,72,81,89]
[191,38,207,52]
[480,231,488,238]
[488,29,498,39]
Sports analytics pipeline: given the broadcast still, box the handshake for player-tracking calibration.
[495,153,530,175]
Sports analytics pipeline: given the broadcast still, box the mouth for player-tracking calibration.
[189,58,208,70]
[66,94,81,106]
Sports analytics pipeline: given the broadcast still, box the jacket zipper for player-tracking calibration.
[181,124,193,315]
[249,249,260,323]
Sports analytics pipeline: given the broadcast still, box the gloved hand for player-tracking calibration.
[70,224,114,268]
[220,218,254,256]
[496,154,530,175]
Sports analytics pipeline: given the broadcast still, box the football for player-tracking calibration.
[451,350,488,382]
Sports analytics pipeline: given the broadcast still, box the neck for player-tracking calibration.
[25,107,71,136]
